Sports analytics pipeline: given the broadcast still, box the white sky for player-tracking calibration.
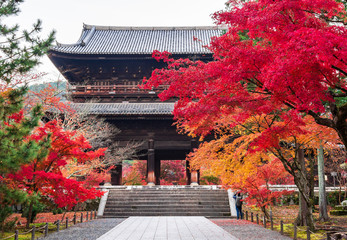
[7,0,227,82]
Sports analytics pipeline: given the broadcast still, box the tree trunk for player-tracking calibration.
[26,201,33,229]
[261,206,269,219]
[61,209,67,222]
[317,145,329,221]
[294,148,315,230]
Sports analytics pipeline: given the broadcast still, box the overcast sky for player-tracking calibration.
[7,0,227,82]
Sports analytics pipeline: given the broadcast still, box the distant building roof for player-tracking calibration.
[70,102,174,115]
[51,24,225,55]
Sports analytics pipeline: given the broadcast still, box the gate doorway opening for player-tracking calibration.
[122,160,187,185]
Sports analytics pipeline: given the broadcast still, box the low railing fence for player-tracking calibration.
[242,210,330,240]
[1,210,97,240]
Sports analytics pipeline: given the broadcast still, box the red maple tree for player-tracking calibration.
[6,120,105,227]
[142,0,346,229]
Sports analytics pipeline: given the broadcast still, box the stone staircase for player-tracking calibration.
[102,186,231,218]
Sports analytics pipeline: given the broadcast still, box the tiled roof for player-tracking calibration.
[71,102,174,115]
[51,24,225,55]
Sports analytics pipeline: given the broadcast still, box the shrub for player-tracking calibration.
[330,209,347,216]
[327,191,346,207]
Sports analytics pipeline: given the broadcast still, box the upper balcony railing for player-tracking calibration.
[68,84,169,95]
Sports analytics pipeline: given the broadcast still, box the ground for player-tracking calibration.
[2,205,346,240]
[243,205,347,230]
[6,211,91,225]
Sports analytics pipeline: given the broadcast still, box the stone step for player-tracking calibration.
[105,204,229,208]
[107,193,228,197]
[104,209,230,214]
[106,201,228,205]
[106,197,228,201]
[103,212,231,217]
[104,208,230,213]
[108,190,226,193]
[102,187,231,218]
[107,192,227,196]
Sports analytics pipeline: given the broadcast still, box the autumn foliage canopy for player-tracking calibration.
[142,0,346,220]
[6,120,105,209]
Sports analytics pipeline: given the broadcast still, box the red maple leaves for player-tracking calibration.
[7,120,106,209]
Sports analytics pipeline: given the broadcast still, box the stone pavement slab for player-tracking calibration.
[212,219,292,240]
[97,216,238,240]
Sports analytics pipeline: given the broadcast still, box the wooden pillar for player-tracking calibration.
[111,164,122,185]
[186,160,191,185]
[155,157,161,185]
[190,139,200,186]
[191,170,200,186]
[147,139,156,186]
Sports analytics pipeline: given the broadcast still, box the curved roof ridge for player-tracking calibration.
[56,24,92,47]
[83,23,227,31]
[51,24,225,55]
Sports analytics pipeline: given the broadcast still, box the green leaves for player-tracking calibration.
[0,1,55,83]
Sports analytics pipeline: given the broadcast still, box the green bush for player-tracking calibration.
[85,198,101,211]
[333,205,347,211]
[200,175,220,185]
[52,208,64,215]
[330,209,347,216]
[1,217,17,232]
[327,191,346,207]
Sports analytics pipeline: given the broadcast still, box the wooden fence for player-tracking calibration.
[1,210,97,240]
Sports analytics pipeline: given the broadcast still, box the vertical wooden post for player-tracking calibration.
[147,139,155,185]
[86,211,89,221]
[246,211,248,220]
[31,225,35,240]
[186,160,191,185]
[256,214,259,225]
[190,139,200,185]
[251,212,254,222]
[263,215,266,228]
[15,230,18,240]
[111,164,123,185]
[155,158,161,185]
[57,220,60,232]
[190,170,199,185]
[307,227,311,240]
[66,217,68,228]
[81,213,83,223]
[44,223,48,237]
[293,223,297,239]
[270,215,273,230]
[90,210,93,220]
[280,220,283,235]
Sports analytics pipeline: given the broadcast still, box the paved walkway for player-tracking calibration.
[97,217,238,240]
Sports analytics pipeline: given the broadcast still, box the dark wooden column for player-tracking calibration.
[189,139,200,186]
[155,157,161,185]
[186,160,191,185]
[111,164,122,185]
[147,139,156,185]
[190,169,200,185]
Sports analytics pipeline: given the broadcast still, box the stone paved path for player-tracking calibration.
[212,219,292,240]
[97,217,238,240]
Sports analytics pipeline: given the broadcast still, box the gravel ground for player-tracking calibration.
[40,218,124,240]
[40,218,292,240]
[212,219,292,240]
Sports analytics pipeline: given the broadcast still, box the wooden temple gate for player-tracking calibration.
[48,25,224,185]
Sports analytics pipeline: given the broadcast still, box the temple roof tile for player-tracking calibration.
[51,24,226,55]
[69,102,175,115]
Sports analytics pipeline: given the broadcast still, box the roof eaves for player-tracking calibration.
[83,24,227,31]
